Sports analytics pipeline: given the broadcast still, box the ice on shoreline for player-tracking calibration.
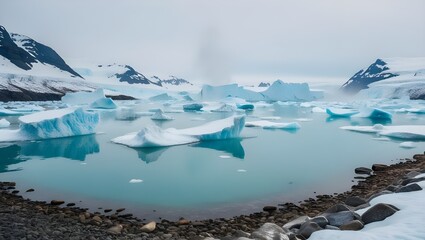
[112,115,245,148]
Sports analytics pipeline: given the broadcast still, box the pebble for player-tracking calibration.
[140,221,156,233]
[50,200,65,206]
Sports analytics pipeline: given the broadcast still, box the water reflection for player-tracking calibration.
[191,139,245,159]
[19,135,100,161]
[135,139,246,163]
[0,135,99,173]
[0,145,28,173]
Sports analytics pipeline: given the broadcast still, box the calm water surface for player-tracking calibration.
[0,101,424,220]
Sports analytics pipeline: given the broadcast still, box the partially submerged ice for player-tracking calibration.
[326,108,359,117]
[245,120,301,129]
[62,88,117,109]
[0,119,10,128]
[341,124,425,140]
[326,107,392,119]
[112,115,245,148]
[183,103,203,111]
[0,108,99,142]
[211,104,237,112]
[199,80,323,102]
[150,109,174,121]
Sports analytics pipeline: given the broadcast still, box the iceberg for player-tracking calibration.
[0,119,10,128]
[112,115,245,148]
[150,109,174,121]
[61,89,105,105]
[352,108,392,119]
[0,108,24,116]
[262,80,324,101]
[341,124,425,140]
[399,141,416,149]
[183,103,204,111]
[115,107,138,120]
[326,108,359,117]
[211,104,236,112]
[0,108,99,142]
[89,97,117,109]
[245,120,301,129]
[149,93,176,101]
[199,80,323,102]
[237,103,255,111]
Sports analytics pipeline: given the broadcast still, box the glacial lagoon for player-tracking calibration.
[0,101,424,220]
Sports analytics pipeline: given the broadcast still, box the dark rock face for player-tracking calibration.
[113,65,161,86]
[258,82,271,87]
[339,220,364,231]
[0,26,36,70]
[355,167,373,175]
[345,196,367,207]
[361,203,398,225]
[372,164,388,172]
[10,33,82,78]
[156,75,193,86]
[0,25,81,78]
[298,222,322,238]
[341,59,398,94]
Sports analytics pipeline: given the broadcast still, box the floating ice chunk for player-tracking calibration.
[260,116,281,120]
[150,109,174,121]
[112,115,245,148]
[149,93,176,101]
[0,119,10,128]
[90,97,117,109]
[341,124,425,140]
[12,105,44,113]
[0,108,24,116]
[237,169,247,172]
[199,84,264,101]
[372,137,391,141]
[312,107,326,113]
[406,108,425,114]
[0,108,99,142]
[183,103,203,111]
[129,179,143,183]
[115,107,138,120]
[326,108,359,117]
[245,120,301,129]
[352,108,392,119]
[262,80,324,101]
[211,104,236,112]
[219,155,231,159]
[295,118,313,122]
[62,89,105,105]
[237,103,254,110]
[399,141,416,149]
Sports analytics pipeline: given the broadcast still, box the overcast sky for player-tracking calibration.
[1,0,425,84]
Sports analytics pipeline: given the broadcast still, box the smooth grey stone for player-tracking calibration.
[298,222,322,238]
[339,220,364,230]
[361,203,398,225]
[251,223,290,240]
[283,216,309,230]
[344,196,367,207]
[322,211,355,227]
[324,204,350,213]
[354,167,372,175]
[309,216,328,228]
[396,183,422,193]
[401,177,425,186]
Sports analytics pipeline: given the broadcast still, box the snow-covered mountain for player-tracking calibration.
[341,58,425,99]
[75,64,162,87]
[0,25,94,101]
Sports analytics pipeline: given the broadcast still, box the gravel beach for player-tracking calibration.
[1,152,424,240]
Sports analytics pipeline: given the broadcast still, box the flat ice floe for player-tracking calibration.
[0,119,10,128]
[341,124,425,140]
[327,107,392,119]
[245,120,301,129]
[112,115,245,148]
[309,175,425,240]
[326,107,359,117]
[0,108,99,142]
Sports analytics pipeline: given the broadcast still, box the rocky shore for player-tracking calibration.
[1,152,425,240]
